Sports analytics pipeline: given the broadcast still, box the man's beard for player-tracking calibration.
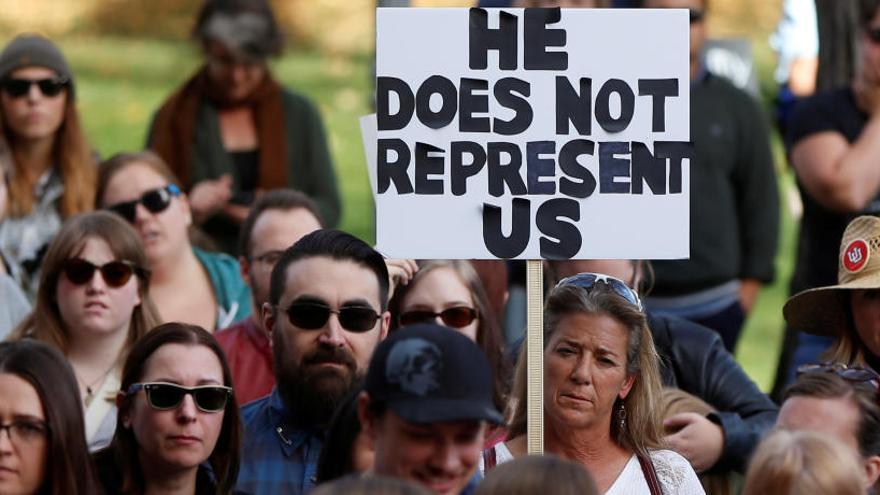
[274,341,360,428]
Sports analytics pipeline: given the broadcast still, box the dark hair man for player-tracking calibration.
[237,229,390,494]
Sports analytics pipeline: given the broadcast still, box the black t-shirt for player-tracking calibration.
[786,88,880,293]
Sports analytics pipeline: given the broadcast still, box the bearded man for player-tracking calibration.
[236,229,390,494]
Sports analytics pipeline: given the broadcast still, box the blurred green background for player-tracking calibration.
[0,0,795,391]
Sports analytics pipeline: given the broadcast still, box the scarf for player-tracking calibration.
[149,65,287,189]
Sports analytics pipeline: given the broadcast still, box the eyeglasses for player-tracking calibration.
[0,420,49,446]
[283,301,381,333]
[61,258,144,288]
[868,27,880,44]
[689,9,704,24]
[128,382,233,413]
[399,306,479,328]
[796,362,880,390]
[555,272,643,311]
[1,77,69,98]
[106,184,181,224]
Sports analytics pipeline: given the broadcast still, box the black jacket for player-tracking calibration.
[649,313,778,473]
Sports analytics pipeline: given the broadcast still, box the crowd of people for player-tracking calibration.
[1,0,879,494]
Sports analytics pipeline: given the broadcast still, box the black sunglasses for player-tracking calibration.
[283,301,380,333]
[61,258,144,288]
[868,27,880,44]
[128,382,232,413]
[689,8,704,24]
[555,272,643,311]
[399,306,479,329]
[796,362,880,390]
[106,184,181,224]
[1,76,69,98]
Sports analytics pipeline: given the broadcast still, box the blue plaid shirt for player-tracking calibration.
[236,389,324,495]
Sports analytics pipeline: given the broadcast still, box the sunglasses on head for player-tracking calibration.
[555,272,643,311]
[61,258,144,288]
[796,362,880,390]
[399,306,479,329]
[1,76,69,98]
[106,184,181,224]
[128,382,232,413]
[283,301,380,333]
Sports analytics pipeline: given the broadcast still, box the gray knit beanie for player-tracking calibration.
[0,35,74,88]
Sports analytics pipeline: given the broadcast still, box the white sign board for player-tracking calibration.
[374,8,691,259]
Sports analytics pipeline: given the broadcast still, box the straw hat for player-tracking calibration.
[784,216,880,336]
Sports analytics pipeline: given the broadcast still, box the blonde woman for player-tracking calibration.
[487,273,703,494]
[742,430,865,495]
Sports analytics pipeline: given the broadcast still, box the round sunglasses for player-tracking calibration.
[105,184,181,224]
[398,306,479,328]
[283,301,380,333]
[1,76,69,98]
[61,258,145,288]
[127,382,233,413]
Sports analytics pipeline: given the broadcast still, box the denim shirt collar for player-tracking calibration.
[267,388,323,457]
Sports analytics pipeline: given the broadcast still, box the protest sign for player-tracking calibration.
[374,7,691,260]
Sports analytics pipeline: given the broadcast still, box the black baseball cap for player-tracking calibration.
[365,323,503,425]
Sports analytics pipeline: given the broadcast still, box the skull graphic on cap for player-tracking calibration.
[385,338,442,396]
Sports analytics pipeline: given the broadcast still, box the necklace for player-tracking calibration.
[75,361,118,407]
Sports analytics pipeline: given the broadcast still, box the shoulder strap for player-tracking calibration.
[637,453,664,495]
[482,448,497,471]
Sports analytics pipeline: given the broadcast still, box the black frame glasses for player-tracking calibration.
[128,382,233,413]
[399,306,479,329]
[283,301,381,333]
[0,420,49,446]
[1,76,69,98]
[106,184,181,224]
[60,258,145,288]
[556,272,643,311]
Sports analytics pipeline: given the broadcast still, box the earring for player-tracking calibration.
[618,402,627,431]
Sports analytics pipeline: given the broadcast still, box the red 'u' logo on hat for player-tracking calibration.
[843,239,870,273]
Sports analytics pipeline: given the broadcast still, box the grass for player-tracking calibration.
[59,35,376,243]
[57,33,793,391]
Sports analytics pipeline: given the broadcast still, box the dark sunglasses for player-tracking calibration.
[399,306,479,328]
[284,301,380,333]
[555,272,643,311]
[1,76,69,98]
[868,27,880,44]
[128,382,232,413]
[689,9,704,24]
[796,362,880,390]
[61,258,144,288]
[106,184,181,224]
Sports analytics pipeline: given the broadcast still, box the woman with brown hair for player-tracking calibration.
[93,322,242,495]
[10,211,160,451]
[388,259,509,413]
[148,0,340,253]
[97,150,251,330]
[488,273,703,494]
[0,34,96,299]
[0,339,100,494]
